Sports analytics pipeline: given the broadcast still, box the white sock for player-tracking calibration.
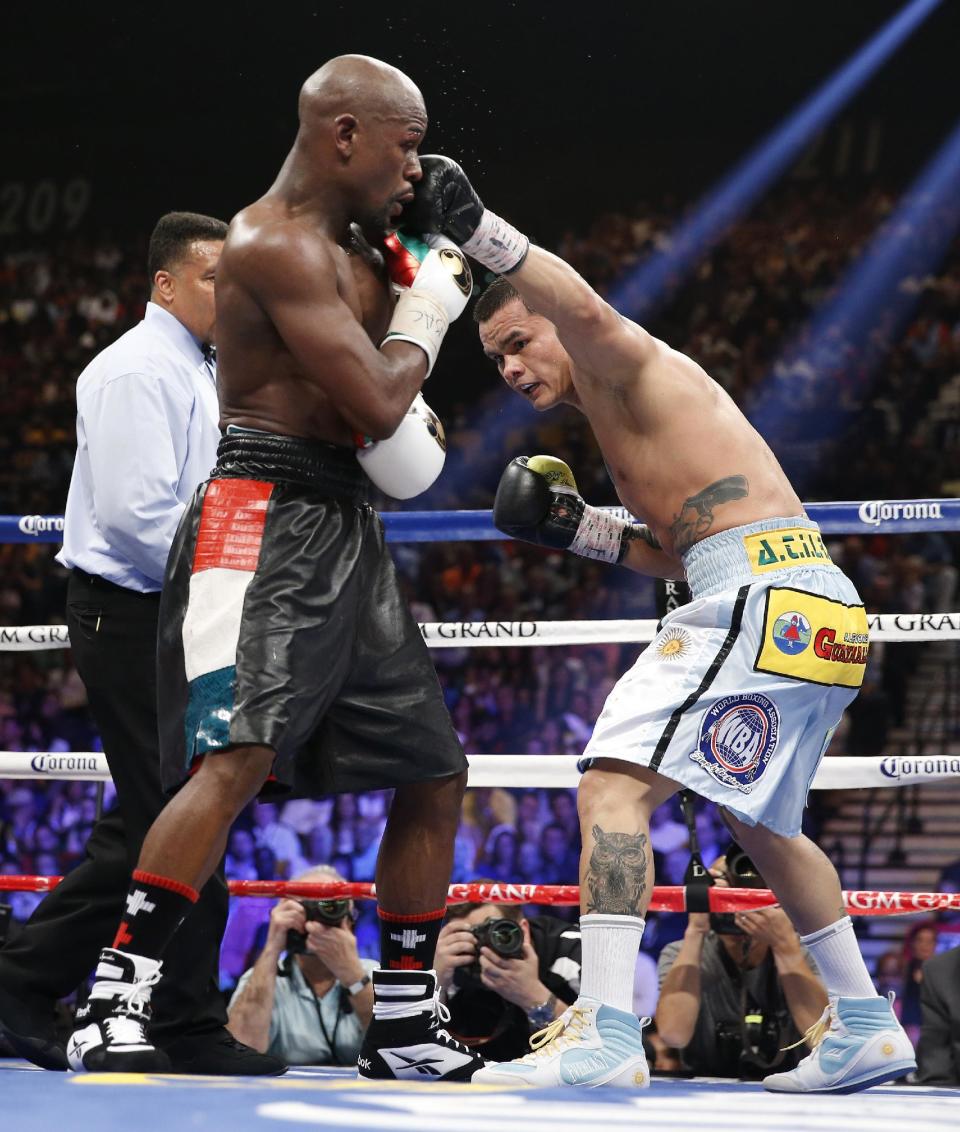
[578,913,644,1013]
[800,916,877,999]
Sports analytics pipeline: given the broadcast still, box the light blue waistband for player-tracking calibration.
[681,515,835,598]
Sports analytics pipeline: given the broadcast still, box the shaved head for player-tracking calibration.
[299,54,425,127]
[280,55,427,237]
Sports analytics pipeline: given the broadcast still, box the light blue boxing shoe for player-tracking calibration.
[763,993,916,1094]
[472,997,650,1088]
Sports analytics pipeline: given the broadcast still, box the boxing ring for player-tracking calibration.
[0,1063,955,1132]
[1,500,959,1129]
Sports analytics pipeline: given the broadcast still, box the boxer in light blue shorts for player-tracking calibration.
[580,516,869,836]
[467,239,914,1093]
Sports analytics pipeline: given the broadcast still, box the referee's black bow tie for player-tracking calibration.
[201,343,216,364]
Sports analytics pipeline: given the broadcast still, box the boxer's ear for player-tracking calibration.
[334,113,359,157]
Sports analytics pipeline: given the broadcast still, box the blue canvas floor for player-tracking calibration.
[1,1059,957,1132]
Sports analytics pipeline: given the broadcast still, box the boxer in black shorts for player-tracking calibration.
[66,56,487,1082]
[158,432,464,803]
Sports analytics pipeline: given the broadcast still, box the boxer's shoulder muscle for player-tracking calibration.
[227,209,341,301]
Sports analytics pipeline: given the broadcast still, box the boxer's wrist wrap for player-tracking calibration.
[569,503,630,565]
[382,289,449,376]
[461,208,530,275]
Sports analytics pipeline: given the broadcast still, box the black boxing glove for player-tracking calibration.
[494,455,659,564]
[404,155,529,275]
[403,156,484,245]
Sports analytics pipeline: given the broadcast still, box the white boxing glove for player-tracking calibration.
[356,393,446,499]
[381,232,472,376]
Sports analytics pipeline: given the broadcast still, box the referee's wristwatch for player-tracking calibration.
[347,974,371,996]
[526,993,556,1029]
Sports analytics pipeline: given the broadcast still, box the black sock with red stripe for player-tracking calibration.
[112,869,199,960]
[378,907,446,971]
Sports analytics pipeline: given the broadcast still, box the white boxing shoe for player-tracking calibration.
[472,997,650,1089]
[763,993,915,1094]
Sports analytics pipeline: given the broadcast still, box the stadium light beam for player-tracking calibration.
[439,0,941,511]
[607,0,942,321]
[749,115,960,473]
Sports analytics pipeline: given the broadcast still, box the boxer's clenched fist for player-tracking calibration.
[401,156,485,246]
[494,455,659,565]
[381,231,472,376]
[403,156,529,276]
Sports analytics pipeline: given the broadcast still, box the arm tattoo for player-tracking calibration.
[669,475,749,555]
[585,825,649,915]
[621,524,662,552]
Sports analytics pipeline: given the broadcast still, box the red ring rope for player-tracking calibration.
[1,875,957,915]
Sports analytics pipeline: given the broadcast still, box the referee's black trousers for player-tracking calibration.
[0,570,227,1043]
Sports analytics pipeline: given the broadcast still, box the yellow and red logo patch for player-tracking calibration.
[754,586,869,688]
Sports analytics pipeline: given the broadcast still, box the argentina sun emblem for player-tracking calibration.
[655,627,691,662]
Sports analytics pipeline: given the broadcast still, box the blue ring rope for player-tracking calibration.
[1,499,957,544]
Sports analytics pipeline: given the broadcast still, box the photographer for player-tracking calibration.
[227,867,375,1066]
[655,846,827,1079]
[435,891,582,1060]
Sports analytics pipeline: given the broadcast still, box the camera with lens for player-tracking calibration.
[710,844,766,936]
[714,1007,783,1079]
[453,916,525,989]
[285,898,352,955]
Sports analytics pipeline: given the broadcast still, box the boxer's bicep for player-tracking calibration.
[510,244,654,374]
[249,240,424,437]
[254,241,381,377]
[564,311,655,379]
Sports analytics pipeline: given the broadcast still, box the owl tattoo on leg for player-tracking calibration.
[585,826,649,915]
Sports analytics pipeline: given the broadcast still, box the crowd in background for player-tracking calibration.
[1,177,959,994]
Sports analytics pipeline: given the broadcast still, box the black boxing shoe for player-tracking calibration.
[66,948,171,1073]
[159,1027,287,1076]
[0,979,68,1071]
[357,969,487,1082]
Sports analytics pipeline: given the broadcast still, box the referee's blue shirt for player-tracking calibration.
[57,301,221,592]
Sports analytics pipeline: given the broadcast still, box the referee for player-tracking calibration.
[0,212,283,1075]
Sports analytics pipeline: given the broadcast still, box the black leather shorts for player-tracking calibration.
[158,431,467,797]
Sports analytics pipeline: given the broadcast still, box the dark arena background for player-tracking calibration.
[2,2,960,1128]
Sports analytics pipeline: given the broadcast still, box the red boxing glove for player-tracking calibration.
[383,232,422,289]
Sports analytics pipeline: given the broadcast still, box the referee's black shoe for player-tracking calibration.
[0,979,68,1070]
[159,1028,288,1076]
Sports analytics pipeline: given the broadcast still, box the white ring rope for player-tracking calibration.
[2,611,959,652]
[1,751,958,790]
